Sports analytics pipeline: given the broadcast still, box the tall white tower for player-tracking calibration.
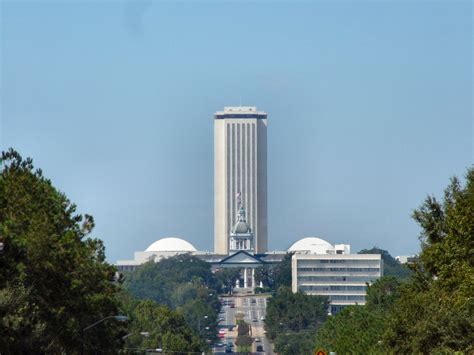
[214,106,268,255]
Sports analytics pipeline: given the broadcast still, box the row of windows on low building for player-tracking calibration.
[299,285,367,291]
[297,267,381,272]
[298,276,378,282]
[298,259,381,265]
[328,295,366,301]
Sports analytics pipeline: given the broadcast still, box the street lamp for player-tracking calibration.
[83,315,128,332]
[122,331,150,340]
[82,315,128,354]
[198,315,208,334]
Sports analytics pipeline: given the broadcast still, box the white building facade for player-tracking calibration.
[214,107,268,255]
[290,238,383,314]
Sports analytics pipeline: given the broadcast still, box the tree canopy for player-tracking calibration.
[264,287,327,354]
[358,247,412,280]
[255,252,293,292]
[383,169,474,353]
[314,276,401,353]
[0,149,124,353]
[118,292,203,352]
[122,254,221,344]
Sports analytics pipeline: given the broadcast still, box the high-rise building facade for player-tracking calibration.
[214,106,268,255]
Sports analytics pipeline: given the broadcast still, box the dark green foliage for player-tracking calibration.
[273,332,316,355]
[365,276,401,312]
[358,247,412,280]
[118,292,203,352]
[123,254,221,344]
[314,305,386,354]
[314,277,400,353]
[0,149,124,353]
[273,252,293,289]
[255,252,293,292]
[237,319,250,337]
[124,254,219,306]
[383,169,474,353]
[215,267,241,294]
[235,320,252,353]
[264,287,328,354]
[384,281,473,353]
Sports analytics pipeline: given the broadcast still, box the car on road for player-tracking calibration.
[255,338,261,342]
[256,345,264,352]
[225,346,233,353]
[216,342,224,347]
[219,317,225,322]
[260,316,265,321]
[252,318,258,322]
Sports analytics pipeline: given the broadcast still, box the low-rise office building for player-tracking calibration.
[290,238,383,314]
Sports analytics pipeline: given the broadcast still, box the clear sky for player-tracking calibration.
[1,1,472,262]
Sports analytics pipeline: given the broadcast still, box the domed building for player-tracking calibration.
[145,237,197,253]
[116,237,200,271]
[288,237,350,255]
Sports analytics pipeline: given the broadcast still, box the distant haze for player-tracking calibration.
[1,1,472,262]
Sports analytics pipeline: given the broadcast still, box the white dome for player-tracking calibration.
[145,237,197,252]
[288,237,334,254]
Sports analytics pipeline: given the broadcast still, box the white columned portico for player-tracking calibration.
[244,268,248,288]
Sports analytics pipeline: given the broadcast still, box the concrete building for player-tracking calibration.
[214,106,268,255]
[290,237,383,314]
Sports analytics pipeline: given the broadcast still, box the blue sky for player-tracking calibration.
[1,1,472,262]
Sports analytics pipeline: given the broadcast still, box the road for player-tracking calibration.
[213,290,274,354]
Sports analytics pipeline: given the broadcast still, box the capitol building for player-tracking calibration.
[116,106,382,312]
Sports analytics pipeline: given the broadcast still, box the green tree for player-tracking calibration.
[273,252,293,290]
[314,305,386,354]
[314,277,401,353]
[358,247,412,280]
[215,267,241,294]
[254,252,293,292]
[123,254,219,307]
[383,169,474,353]
[265,287,327,354]
[0,149,124,353]
[273,332,316,355]
[120,296,204,352]
[365,276,401,312]
[235,320,252,353]
[123,254,221,344]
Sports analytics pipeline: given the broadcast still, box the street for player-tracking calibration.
[214,290,274,355]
